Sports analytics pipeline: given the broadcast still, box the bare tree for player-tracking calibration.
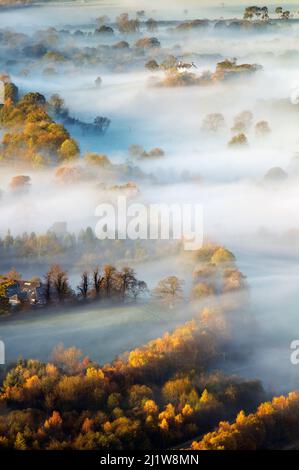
[130,280,148,301]
[77,271,90,299]
[92,266,103,298]
[44,271,52,305]
[48,264,71,303]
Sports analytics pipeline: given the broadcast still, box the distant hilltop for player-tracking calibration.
[0,0,33,6]
[0,0,76,8]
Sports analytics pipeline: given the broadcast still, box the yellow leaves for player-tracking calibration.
[143,399,159,415]
[44,411,62,429]
[210,247,235,265]
[59,138,80,161]
[162,377,192,404]
[46,363,58,377]
[24,375,41,390]
[0,436,9,448]
[236,410,247,425]
[256,401,275,417]
[3,385,23,402]
[86,367,104,380]
[191,282,215,300]
[0,90,78,167]
[288,391,299,404]
[158,403,175,426]
[84,152,111,167]
[14,432,27,450]
[192,392,299,450]
[158,418,169,431]
[272,395,288,411]
[57,376,82,402]
[200,389,214,404]
[182,404,193,417]
[0,278,16,297]
[103,421,112,433]
[175,413,183,424]
[128,350,148,368]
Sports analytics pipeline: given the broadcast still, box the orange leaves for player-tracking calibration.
[24,375,41,391]
[158,418,169,431]
[44,411,62,429]
[143,399,159,416]
[51,344,86,375]
[182,404,193,417]
[192,392,299,450]
[45,363,58,377]
[82,417,93,434]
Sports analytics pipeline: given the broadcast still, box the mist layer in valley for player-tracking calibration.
[1,0,299,395]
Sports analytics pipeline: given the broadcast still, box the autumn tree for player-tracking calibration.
[202,113,225,132]
[4,82,18,104]
[51,344,87,374]
[255,120,271,137]
[116,13,140,33]
[48,264,72,302]
[14,432,27,450]
[152,276,184,308]
[210,247,235,265]
[102,264,116,298]
[9,175,31,191]
[228,133,248,148]
[232,111,253,133]
[59,138,80,161]
[145,59,159,71]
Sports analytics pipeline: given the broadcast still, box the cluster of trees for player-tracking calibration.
[96,14,157,35]
[0,291,263,450]
[244,6,269,21]
[229,111,271,147]
[116,13,140,34]
[0,89,80,167]
[213,59,262,81]
[0,20,157,77]
[0,228,181,262]
[128,144,165,159]
[275,7,291,20]
[201,110,271,146]
[156,59,261,88]
[243,6,291,21]
[48,94,111,135]
[190,245,248,318]
[0,244,264,449]
[0,263,149,315]
[42,264,148,305]
[192,392,299,450]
